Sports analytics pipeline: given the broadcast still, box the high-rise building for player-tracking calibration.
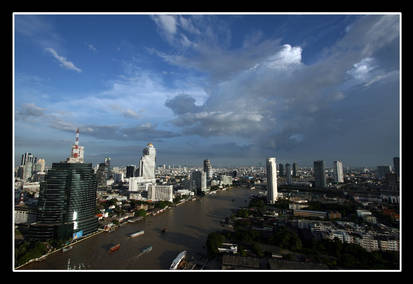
[279,163,284,177]
[314,160,326,188]
[23,161,33,181]
[28,129,97,241]
[190,170,207,194]
[139,143,156,181]
[266,157,278,204]
[21,152,34,166]
[96,162,108,188]
[126,165,135,178]
[377,166,391,180]
[393,157,400,177]
[292,162,297,177]
[333,161,344,183]
[34,158,45,173]
[147,184,173,202]
[203,159,213,181]
[285,163,292,185]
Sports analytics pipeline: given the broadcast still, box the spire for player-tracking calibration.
[66,128,84,163]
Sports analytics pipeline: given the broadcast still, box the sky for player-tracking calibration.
[14,13,400,168]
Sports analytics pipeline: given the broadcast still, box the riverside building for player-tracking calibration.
[28,129,98,241]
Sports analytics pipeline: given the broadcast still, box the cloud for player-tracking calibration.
[150,15,178,43]
[45,48,82,72]
[110,104,142,119]
[162,15,399,159]
[16,103,46,120]
[50,122,179,142]
[87,43,97,52]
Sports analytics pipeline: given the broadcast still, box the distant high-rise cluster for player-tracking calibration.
[266,157,278,204]
[18,152,46,181]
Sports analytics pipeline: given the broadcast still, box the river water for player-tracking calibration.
[20,187,253,270]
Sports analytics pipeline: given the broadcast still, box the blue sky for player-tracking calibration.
[14,13,400,168]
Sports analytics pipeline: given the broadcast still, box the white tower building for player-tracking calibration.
[333,160,344,183]
[139,143,156,180]
[266,157,278,204]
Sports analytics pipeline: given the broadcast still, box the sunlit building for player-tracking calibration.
[266,157,278,204]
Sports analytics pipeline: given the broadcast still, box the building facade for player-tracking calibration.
[28,129,98,241]
[333,160,344,183]
[203,159,213,181]
[266,157,278,204]
[139,143,156,181]
[313,160,326,188]
[285,163,292,185]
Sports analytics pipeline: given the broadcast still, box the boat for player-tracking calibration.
[141,246,152,254]
[109,243,120,252]
[62,246,73,252]
[129,230,144,238]
[169,250,187,270]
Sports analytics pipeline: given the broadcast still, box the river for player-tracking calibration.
[19,187,253,270]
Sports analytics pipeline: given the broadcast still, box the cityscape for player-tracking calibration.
[13,13,401,271]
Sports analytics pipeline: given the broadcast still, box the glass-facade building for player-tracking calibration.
[28,162,98,241]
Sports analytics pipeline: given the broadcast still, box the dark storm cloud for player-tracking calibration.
[161,15,399,165]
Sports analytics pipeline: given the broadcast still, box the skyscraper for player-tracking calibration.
[279,163,284,177]
[203,159,213,181]
[126,165,135,178]
[266,157,278,204]
[285,163,292,185]
[393,157,400,177]
[190,170,207,194]
[314,160,326,188]
[292,162,297,177]
[139,143,156,181]
[29,129,97,241]
[333,160,344,183]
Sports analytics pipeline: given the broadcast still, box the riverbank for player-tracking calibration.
[15,229,105,270]
[16,186,247,270]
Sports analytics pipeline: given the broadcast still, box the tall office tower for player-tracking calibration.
[333,160,344,183]
[285,163,292,185]
[66,128,84,163]
[21,152,34,166]
[138,143,156,180]
[203,159,213,181]
[279,163,284,177]
[190,170,207,194]
[23,161,33,180]
[104,157,112,179]
[29,130,97,241]
[266,157,278,204]
[314,160,327,188]
[126,165,135,178]
[34,158,45,173]
[376,166,391,180]
[393,157,400,177]
[96,161,108,188]
[292,162,297,177]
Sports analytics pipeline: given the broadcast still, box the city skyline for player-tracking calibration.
[14,13,400,168]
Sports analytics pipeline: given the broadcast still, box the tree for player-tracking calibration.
[206,232,225,258]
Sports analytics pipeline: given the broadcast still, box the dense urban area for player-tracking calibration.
[14,134,400,270]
